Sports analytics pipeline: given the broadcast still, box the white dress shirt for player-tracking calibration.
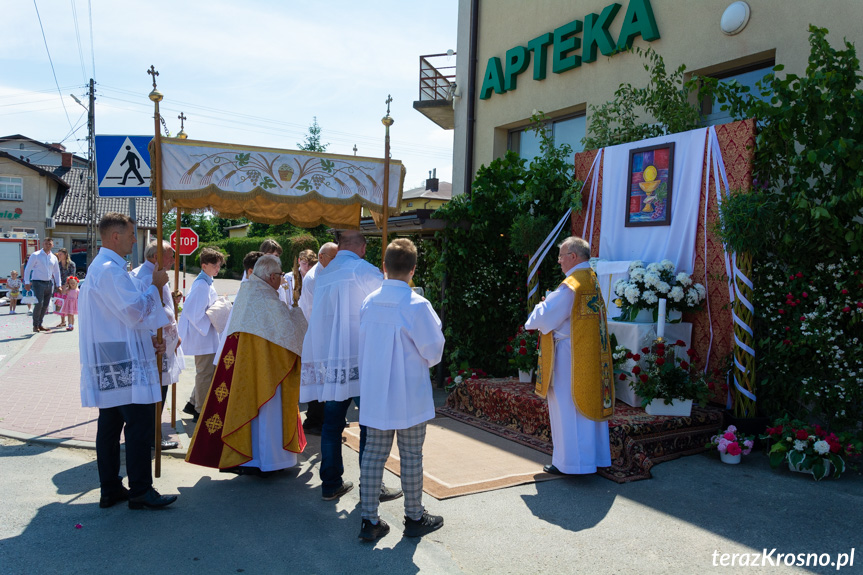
[24,249,61,285]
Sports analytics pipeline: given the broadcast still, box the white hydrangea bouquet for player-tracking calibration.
[613,259,706,321]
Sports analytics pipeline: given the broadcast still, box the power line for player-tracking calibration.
[32,0,74,131]
[70,0,87,83]
[87,0,95,78]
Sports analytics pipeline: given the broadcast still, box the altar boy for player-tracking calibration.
[356,239,445,542]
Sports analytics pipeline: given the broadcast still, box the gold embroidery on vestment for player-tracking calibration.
[222,350,235,370]
[215,381,229,403]
[205,413,223,434]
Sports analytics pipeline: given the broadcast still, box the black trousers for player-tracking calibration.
[96,403,154,498]
[30,280,53,328]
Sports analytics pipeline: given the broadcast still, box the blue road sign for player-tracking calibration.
[95,135,153,197]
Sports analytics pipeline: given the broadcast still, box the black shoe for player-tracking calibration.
[358,518,390,541]
[543,464,564,475]
[160,439,179,450]
[403,511,444,537]
[322,481,353,501]
[302,424,323,436]
[99,486,130,509]
[128,488,177,510]
[380,485,403,502]
[183,402,200,419]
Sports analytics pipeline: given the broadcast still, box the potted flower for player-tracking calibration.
[506,326,539,383]
[612,260,706,322]
[761,417,856,481]
[706,425,754,464]
[630,339,710,416]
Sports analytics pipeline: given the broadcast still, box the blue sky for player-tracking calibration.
[1,0,457,188]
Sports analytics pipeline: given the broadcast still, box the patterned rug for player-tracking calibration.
[441,378,724,483]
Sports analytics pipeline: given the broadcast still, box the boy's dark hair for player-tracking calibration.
[243,251,265,274]
[259,238,282,256]
[200,247,226,266]
[384,238,417,276]
[98,212,135,237]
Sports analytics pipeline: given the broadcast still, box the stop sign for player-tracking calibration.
[170,227,199,256]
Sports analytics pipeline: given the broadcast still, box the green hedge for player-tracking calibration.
[191,234,320,277]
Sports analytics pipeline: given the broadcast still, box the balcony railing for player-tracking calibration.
[418,53,456,101]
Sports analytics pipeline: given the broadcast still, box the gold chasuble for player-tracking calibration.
[535,269,615,422]
[186,274,308,469]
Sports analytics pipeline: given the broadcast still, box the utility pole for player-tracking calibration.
[85,78,97,264]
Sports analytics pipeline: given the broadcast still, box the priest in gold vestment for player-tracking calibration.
[186,255,307,474]
[526,236,614,475]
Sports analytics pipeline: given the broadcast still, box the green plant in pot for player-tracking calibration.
[630,339,710,415]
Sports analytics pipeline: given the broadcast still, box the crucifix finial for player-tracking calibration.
[385,94,393,115]
[147,65,159,89]
[353,144,358,156]
[178,112,187,129]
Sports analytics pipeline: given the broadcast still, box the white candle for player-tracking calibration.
[657,298,667,339]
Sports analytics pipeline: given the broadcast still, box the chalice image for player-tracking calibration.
[638,165,660,212]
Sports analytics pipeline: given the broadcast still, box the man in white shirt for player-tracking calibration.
[79,212,177,510]
[358,239,445,541]
[130,240,183,450]
[177,247,225,421]
[23,237,61,333]
[300,231,401,502]
[298,241,337,435]
[525,236,613,475]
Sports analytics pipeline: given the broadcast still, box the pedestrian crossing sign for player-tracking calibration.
[95,135,154,197]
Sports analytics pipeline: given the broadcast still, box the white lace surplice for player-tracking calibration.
[130,260,185,384]
[300,251,383,403]
[79,248,170,409]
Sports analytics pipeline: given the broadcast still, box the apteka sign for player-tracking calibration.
[479,0,660,100]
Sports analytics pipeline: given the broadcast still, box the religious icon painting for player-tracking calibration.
[624,143,675,227]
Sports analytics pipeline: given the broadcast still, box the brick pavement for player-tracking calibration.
[0,275,242,454]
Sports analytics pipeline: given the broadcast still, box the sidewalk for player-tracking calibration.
[0,274,243,455]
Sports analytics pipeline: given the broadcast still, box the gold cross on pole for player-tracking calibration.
[178,112,187,129]
[385,94,393,115]
[147,65,159,89]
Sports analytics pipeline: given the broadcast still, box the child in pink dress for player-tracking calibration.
[60,277,79,331]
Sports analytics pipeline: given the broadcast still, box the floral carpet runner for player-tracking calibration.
[441,378,723,483]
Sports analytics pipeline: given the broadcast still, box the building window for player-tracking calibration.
[12,227,36,234]
[701,61,775,126]
[406,202,413,207]
[509,114,586,164]
[0,176,23,201]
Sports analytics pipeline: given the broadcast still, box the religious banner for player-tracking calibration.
[151,138,406,228]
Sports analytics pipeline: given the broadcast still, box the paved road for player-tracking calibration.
[1,276,862,574]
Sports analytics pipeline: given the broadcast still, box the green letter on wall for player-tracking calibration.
[527,33,553,80]
[552,19,583,74]
[504,46,530,91]
[479,57,506,100]
[583,3,621,63]
[617,0,660,51]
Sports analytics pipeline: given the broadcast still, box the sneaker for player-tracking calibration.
[66,326,74,331]
[380,485,403,502]
[358,518,390,541]
[403,511,444,538]
[322,481,354,501]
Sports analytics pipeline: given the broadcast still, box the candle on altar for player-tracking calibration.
[657,298,667,339]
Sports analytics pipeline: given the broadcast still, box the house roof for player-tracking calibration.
[402,181,452,201]
[43,165,158,229]
[0,134,88,165]
[0,151,71,192]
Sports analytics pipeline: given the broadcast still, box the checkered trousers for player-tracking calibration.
[360,422,427,522]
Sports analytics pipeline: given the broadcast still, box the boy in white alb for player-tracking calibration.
[357,239,445,542]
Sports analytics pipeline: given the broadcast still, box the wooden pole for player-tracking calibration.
[148,65,165,477]
[172,209,181,428]
[381,95,394,263]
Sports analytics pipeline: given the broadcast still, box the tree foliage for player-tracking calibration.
[297,116,329,153]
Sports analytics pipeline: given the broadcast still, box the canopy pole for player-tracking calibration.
[148,65,165,478]
[172,209,181,428]
[381,95,394,263]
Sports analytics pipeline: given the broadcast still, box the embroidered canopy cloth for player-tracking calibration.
[152,138,406,228]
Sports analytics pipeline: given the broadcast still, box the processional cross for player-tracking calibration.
[385,94,393,115]
[147,65,159,89]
